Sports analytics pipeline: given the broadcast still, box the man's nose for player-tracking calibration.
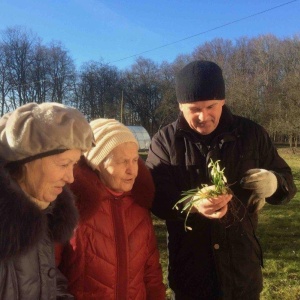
[198,110,208,121]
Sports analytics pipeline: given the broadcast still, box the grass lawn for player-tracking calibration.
[152,147,300,300]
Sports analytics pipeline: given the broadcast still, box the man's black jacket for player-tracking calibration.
[146,105,297,299]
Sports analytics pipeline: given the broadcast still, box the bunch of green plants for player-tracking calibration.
[173,159,230,230]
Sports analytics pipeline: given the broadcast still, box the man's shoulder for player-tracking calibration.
[233,114,265,131]
[153,120,178,139]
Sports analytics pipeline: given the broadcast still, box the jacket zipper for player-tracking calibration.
[111,198,128,300]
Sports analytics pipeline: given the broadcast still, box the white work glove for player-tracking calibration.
[241,169,278,212]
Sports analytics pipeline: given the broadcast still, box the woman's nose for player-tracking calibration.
[126,163,134,174]
[126,162,138,175]
[64,167,74,183]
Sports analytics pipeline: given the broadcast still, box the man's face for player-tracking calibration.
[179,99,225,135]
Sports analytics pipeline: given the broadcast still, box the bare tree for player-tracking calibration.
[0,43,12,115]
[122,57,163,135]
[1,26,37,108]
[47,41,76,103]
[155,61,178,131]
[0,25,299,147]
[270,36,300,146]
[225,37,260,118]
[29,42,51,103]
[76,61,121,120]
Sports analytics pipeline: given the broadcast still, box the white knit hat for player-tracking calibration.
[84,118,139,170]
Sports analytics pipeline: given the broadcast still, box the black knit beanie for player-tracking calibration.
[175,60,225,103]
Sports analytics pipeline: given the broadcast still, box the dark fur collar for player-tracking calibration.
[0,158,79,260]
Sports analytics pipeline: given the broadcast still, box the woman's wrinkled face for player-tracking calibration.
[20,149,81,203]
[98,142,139,193]
[179,99,225,135]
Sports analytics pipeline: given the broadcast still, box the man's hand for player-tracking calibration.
[241,168,278,212]
[189,185,232,219]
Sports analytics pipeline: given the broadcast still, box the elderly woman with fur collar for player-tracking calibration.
[57,119,166,300]
[0,102,94,300]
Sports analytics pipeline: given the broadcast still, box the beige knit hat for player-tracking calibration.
[84,118,139,170]
[0,102,94,163]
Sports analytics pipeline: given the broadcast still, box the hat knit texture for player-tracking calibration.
[84,118,139,170]
[175,60,225,103]
[0,102,94,162]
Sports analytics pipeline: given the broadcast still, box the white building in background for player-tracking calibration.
[127,126,151,151]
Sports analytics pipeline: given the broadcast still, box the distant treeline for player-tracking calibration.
[0,26,299,146]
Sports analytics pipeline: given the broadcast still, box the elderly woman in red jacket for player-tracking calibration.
[58,118,166,300]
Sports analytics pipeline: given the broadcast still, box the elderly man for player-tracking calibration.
[146,60,297,299]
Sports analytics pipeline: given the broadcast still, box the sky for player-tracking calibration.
[0,0,299,70]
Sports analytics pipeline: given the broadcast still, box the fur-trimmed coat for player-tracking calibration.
[57,158,166,300]
[0,157,79,300]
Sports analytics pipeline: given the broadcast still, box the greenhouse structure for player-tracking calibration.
[127,126,151,151]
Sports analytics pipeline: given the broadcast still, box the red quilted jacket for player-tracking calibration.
[58,158,166,300]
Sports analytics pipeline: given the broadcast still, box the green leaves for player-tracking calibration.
[208,159,227,195]
[173,159,228,231]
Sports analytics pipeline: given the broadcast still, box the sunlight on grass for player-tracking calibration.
[153,147,300,300]
[258,148,300,300]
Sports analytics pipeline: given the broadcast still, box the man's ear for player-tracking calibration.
[179,103,183,111]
